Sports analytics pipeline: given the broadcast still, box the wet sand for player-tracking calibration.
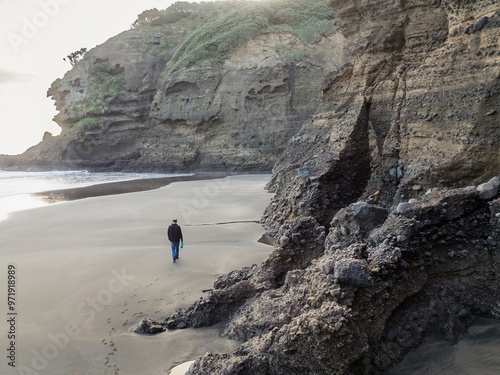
[384,317,500,374]
[0,175,273,375]
[33,173,226,203]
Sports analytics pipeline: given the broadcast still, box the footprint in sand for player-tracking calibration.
[121,309,128,314]
[105,354,114,368]
[102,337,119,371]
[122,320,129,327]
[132,312,144,317]
[138,300,146,304]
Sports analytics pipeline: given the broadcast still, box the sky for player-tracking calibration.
[0,0,196,155]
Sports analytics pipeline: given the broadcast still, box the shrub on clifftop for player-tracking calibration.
[131,0,336,71]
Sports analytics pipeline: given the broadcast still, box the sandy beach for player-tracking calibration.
[0,175,273,375]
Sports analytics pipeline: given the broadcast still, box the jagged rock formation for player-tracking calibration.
[0,26,342,172]
[133,317,165,334]
[152,0,500,374]
[163,182,499,374]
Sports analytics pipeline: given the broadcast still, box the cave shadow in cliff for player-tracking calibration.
[316,100,372,231]
[270,100,373,289]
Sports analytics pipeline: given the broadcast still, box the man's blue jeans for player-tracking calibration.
[171,241,180,261]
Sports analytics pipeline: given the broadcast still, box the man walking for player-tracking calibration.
[167,218,183,263]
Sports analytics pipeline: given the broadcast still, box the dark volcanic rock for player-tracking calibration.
[133,317,165,334]
[170,183,499,375]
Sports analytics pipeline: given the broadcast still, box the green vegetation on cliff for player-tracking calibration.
[132,0,336,71]
[75,117,98,127]
[82,63,126,115]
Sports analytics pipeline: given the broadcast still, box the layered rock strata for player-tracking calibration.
[0,30,343,172]
[153,0,500,373]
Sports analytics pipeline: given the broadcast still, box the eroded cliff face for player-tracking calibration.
[4,27,343,172]
[261,0,500,283]
[266,0,500,234]
[155,1,500,374]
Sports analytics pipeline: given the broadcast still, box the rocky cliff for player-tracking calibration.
[0,9,342,172]
[150,0,500,374]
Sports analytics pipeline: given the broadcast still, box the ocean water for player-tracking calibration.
[0,170,189,221]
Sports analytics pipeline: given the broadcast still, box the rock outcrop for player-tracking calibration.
[0,26,342,172]
[163,180,499,375]
[152,0,500,374]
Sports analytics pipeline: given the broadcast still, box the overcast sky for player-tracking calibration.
[0,0,194,155]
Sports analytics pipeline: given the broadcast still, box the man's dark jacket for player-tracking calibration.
[167,223,183,243]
